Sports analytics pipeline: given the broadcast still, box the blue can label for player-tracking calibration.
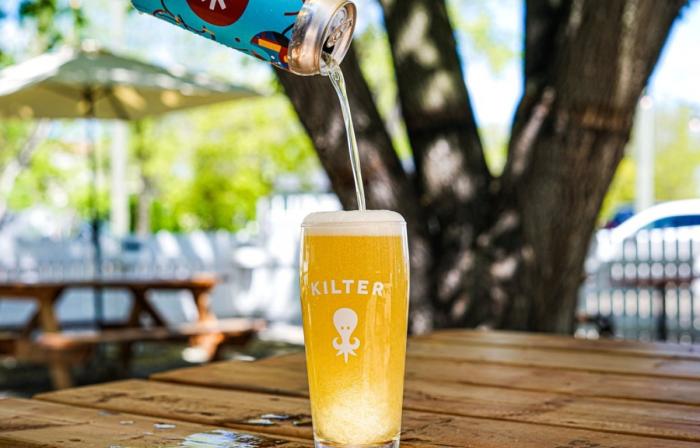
[132,0,306,70]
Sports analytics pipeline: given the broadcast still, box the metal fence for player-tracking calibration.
[578,228,699,343]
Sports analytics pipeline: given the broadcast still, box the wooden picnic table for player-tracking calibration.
[0,277,264,390]
[1,329,699,447]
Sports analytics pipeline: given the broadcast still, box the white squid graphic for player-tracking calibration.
[202,0,227,11]
[332,308,360,363]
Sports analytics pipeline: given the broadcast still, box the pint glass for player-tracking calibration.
[300,211,409,448]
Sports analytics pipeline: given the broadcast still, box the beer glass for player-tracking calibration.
[300,211,409,448]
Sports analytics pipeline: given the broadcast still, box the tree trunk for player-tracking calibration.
[280,0,687,334]
[497,0,688,332]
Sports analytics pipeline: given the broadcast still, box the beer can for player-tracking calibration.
[131,0,357,76]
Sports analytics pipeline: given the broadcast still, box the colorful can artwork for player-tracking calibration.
[131,0,356,75]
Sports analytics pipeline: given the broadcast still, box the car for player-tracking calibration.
[594,199,700,263]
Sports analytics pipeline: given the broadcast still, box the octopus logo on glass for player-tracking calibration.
[332,308,360,363]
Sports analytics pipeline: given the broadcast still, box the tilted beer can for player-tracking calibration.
[131,0,356,75]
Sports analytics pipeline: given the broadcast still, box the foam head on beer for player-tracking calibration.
[300,210,409,446]
[302,209,405,232]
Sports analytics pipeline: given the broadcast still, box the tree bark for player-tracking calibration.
[279,0,687,334]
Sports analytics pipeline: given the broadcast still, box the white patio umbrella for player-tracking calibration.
[0,44,256,120]
[0,43,260,325]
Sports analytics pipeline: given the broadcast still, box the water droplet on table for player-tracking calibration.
[179,430,286,447]
[243,418,275,426]
[259,414,290,420]
[154,422,177,430]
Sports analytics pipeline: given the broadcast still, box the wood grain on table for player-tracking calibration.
[3,330,699,447]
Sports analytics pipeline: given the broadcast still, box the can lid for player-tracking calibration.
[289,0,357,76]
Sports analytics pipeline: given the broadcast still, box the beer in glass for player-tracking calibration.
[300,211,409,447]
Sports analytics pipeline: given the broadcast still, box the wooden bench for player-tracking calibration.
[31,318,263,352]
[33,318,265,346]
[9,318,266,371]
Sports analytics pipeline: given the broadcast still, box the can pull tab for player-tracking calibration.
[320,3,355,75]
[324,7,353,50]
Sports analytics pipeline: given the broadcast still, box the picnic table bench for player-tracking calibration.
[0,277,265,389]
[2,329,699,447]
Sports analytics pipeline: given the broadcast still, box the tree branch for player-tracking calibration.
[379,0,491,219]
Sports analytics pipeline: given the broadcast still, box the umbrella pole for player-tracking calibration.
[85,88,103,328]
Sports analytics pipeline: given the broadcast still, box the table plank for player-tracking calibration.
[151,360,700,442]
[38,380,315,441]
[408,339,700,380]
[156,360,309,397]
[36,380,700,447]
[155,353,700,406]
[400,379,700,442]
[0,398,306,448]
[404,355,700,407]
[421,330,700,360]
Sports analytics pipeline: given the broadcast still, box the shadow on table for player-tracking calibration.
[0,338,304,398]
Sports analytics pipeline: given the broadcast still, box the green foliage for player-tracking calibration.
[0,1,88,223]
[129,96,317,232]
[182,144,270,231]
[10,0,86,55]
[4,129,89,212]
[0,121,33,165]
[599,157,636,224]
[654,106,700,201]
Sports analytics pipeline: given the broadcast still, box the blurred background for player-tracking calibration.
[0,0,699,396]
